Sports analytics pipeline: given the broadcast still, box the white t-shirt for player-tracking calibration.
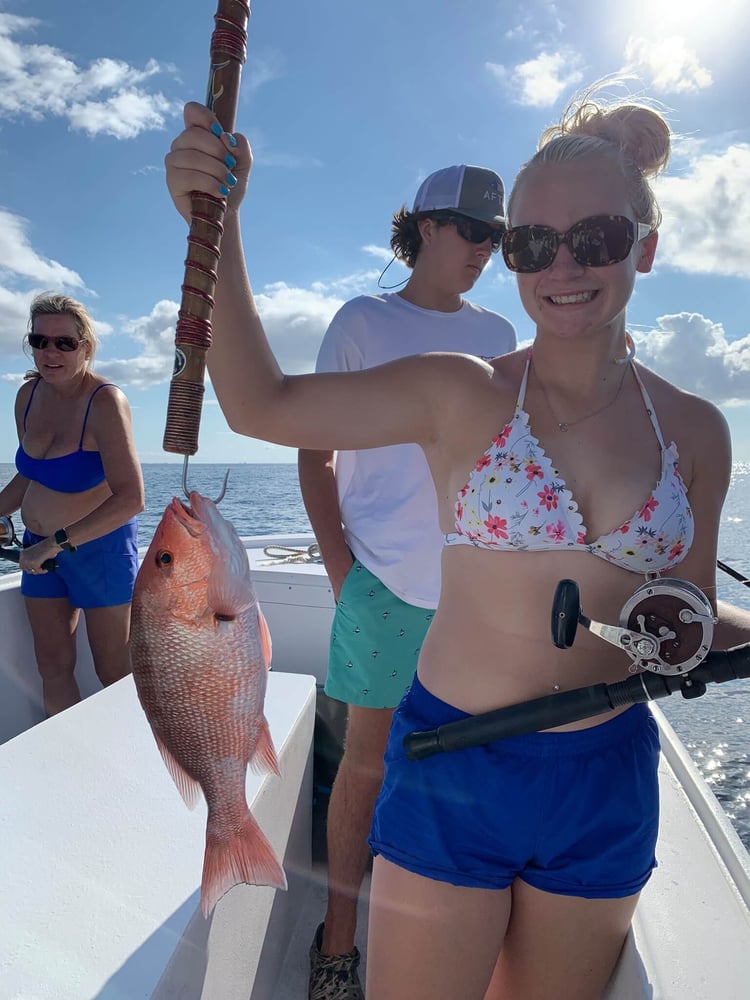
[314,292,517,608]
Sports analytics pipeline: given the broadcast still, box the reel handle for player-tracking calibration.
[551,579,581,648]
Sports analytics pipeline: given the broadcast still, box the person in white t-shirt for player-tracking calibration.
[299,165,517,999]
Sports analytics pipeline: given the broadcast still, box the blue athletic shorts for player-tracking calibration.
[325,559,435,708]
[369,674,661,899]
[21,520,139,609]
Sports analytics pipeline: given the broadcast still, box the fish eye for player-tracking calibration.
[156,549,173,567]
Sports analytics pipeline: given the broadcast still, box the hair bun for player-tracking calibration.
[586,104,671,177]
[543,81,673,178]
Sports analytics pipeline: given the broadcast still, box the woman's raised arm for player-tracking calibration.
[165,103,482,454]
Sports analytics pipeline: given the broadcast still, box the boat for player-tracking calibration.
[1,533,749,999]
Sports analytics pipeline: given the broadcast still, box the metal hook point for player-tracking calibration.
[213,468,230,505]
[181,455,230,505]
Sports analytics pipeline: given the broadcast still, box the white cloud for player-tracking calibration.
[105,280,347,389]
[67,90,174,140]
[487,51,584,108]
[0,209,84,292]
[361,244,394,263]
[97,353,172,388]
[0,209,88,351]
[311,270,383,297]
[0,244,377,387]
[0,284,35,351]
[655,142,750,278]
[0,14,179,138]
[105,298,178,387]
[245,50,285,93]
[255,282,344,372]
[624,36,712,94]
[503,3,564,42]
[634,312,750,404]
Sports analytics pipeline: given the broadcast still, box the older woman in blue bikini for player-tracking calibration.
[164,82,745,999]
[0,293,144,716]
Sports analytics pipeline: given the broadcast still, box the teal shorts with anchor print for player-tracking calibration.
[324,559,435,709]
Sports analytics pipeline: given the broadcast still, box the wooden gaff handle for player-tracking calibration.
[163,0,251,455]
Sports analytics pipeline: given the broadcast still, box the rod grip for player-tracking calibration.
[403,684,617,760]
[0,547,57,572]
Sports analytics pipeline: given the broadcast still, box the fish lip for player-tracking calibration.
[169,496,204,536]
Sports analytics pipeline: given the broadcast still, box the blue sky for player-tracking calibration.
[1,0,748,464]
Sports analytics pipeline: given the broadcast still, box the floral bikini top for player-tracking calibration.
[444,355,694,576]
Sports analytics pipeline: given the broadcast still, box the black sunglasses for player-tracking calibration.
[501,214,652,273]
[427,212,503,253]
[28,333,83,352]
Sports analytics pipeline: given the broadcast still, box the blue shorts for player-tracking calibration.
[325,559,435,708]
[21,520,139,609]
[369,674,661,899]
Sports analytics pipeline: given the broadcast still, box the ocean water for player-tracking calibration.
[1,461,748,850]
[660,465,750,852]
[0,462,313,546]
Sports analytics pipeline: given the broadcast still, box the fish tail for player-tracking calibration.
[200,810,287,916]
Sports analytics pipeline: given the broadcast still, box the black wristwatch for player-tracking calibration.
[54,528,76,552]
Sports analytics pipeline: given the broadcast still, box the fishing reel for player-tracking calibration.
[552,577,717,676]
[0,516,18,549]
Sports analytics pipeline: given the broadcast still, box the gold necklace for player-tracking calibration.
[532,359,630,433]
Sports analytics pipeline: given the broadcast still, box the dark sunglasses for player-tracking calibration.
[28,333,83,352]
[501,214,652,273]
[427,212,503,253]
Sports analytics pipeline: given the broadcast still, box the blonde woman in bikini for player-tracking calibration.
[0,294,144,716]
[164,83,740,999]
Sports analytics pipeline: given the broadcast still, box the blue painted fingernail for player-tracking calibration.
[224,153,236,169]
[219,183,231,197]
[226,172,237,187]
[211,122,223,137]
[226,132,237,148]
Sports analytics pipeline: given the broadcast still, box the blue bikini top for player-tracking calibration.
[15,381,114,494]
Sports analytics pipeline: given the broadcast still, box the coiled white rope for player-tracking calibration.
[261,542,322,565]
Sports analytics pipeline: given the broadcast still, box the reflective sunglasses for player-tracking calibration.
[427,212,504,253]
[501,214,652,273]
[28,333,83,352]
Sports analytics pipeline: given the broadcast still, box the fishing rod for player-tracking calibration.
[718,559,750,589]
[0,516,57,572]
[162,0,250,501]
[403,575,750,761]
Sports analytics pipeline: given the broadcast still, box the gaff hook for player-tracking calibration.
[181,455,230,504]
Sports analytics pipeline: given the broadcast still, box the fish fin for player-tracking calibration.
[207,565,254,617]
[249,716,282,777]
[154,731,202,810]
[258,606,273,670]
[201,810,287,916]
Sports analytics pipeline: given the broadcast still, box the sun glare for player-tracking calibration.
[635,0,742,37]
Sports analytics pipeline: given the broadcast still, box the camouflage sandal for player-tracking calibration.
[308,922,365,1000]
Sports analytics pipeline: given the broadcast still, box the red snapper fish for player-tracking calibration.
[130,490,287,916]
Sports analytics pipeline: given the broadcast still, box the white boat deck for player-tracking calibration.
[0,670,317,1000]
